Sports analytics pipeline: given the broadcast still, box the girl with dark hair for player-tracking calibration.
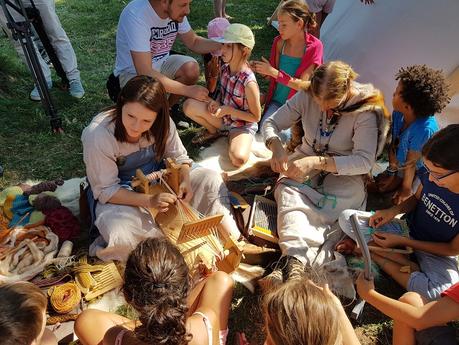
[82,76,241,262]
[364,124,459,300]
[75,238,234,345]
[0,282,57,345]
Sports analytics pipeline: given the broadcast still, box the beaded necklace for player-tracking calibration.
[312,110,340,156]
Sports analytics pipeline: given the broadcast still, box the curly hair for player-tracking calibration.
[395,65,450,118]
[123,238,192,345]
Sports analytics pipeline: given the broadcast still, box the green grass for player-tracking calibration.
[0,1,398,344]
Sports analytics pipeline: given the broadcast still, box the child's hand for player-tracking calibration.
[207,99,220,114]
[369,208,397,228]
[372,232,407,248]
[392,186,411,205]
[356,271,375,299]
[178,180,193,202]
[252,57,277,78]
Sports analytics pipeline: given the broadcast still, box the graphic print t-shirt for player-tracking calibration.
[114,0,191,76]
[407,167,459,243]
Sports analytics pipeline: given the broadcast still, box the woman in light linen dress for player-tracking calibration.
[260,61,389,289]
[82,76,240,261]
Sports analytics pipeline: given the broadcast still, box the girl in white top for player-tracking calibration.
[75,237,233,345]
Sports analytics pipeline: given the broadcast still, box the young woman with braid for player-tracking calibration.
[75,237,234,345]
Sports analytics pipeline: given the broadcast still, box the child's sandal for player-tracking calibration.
[191,130,225,146]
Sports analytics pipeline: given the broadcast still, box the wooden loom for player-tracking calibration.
[132,159,241,275]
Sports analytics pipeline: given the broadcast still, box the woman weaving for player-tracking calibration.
[260,61,389,289]
[82,76,241,262]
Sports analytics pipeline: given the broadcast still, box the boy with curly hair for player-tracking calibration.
[371,65,450,204]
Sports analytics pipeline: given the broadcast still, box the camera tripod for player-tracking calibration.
[0,0,65,132]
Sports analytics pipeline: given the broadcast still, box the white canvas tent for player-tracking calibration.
[320,0,459,126]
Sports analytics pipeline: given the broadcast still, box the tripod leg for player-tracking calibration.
[20,31,63,132]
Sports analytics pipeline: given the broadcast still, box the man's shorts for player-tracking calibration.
[118,54,197,88]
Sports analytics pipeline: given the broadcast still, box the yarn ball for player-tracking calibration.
[31,193,62,211]
[23,179,65,196]
[43,206,80,242]
[0,186,23,207]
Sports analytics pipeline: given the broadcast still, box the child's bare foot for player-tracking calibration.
[335,238,357,255]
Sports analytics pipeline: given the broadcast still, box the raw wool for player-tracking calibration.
[54,177,86,218]
[0,226,59,283]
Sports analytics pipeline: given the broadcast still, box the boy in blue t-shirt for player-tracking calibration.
[372,65,450,205]
[369,125,459,301]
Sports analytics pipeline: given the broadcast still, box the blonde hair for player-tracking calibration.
[278,0,317,32]
[263,279,341,345]
[308,61,358,103]
[0,282,48,345]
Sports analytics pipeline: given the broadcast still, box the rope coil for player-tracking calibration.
[48,282,81,314]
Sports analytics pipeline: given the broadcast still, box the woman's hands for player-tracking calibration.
[178,179,193,202]
[251,57,278,78]
[269,139,289,173]
[149,193,177,212]
[285,156,320,182]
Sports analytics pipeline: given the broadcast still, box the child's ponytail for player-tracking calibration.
[278,0,317,33]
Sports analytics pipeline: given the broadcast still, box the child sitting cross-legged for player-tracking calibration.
[339,125,459,301]
[0,282,58,345]
[183,23,261,168]
[75,237,234,345]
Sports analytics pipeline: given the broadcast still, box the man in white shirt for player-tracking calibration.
[113,0,222,106]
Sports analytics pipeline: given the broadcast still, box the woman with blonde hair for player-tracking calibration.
[260,60,389,289]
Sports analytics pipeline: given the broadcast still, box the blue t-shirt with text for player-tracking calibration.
[408,167,459,243]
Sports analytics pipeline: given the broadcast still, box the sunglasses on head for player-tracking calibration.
[423,162,458,181]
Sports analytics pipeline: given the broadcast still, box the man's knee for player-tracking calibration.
[182,98,197,116]
[177,61,200,84]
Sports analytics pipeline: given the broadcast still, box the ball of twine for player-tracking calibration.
[48,282,81,314]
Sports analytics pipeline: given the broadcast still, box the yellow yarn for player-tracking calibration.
[48,282,81,314]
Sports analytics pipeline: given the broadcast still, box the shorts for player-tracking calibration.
[415,326,457,345]
[118,54,197,88]
[408,250,459,301]
[223,122,258,136]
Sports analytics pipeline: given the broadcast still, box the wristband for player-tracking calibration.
[276,70,292,86]
[265,136,279,149]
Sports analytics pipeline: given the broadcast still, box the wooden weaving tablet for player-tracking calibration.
[131,159,241,274]
[247,195,279,247]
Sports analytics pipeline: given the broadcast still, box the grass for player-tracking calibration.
[0,0,401,344]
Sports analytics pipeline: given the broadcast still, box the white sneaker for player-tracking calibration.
[30,80,53,101]
[69,79,85,99]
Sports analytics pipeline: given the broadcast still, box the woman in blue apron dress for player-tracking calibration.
[82,76,241,261]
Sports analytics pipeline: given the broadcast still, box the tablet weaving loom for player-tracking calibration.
[132,159,241,275]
